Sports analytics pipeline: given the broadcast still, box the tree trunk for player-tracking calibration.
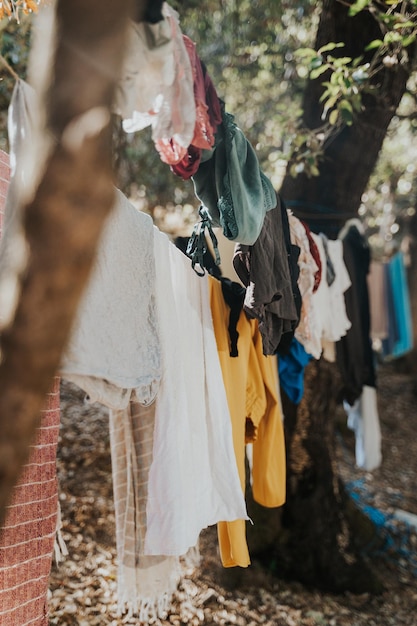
[278,361,382,593]
[281,0,413,238]
[0,0,141,525]
[249,0,415,591]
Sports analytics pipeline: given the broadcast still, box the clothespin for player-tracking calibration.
[186,205,221,276]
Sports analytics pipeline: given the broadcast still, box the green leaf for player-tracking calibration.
[340,107,353,125]
[294,47,317,59]
[351,94,363,112]
[348,0,372,17]
[383,31,403,44]
[318,42,345,54]
[329,109,339,125]
[310,55,324,69]
[393,21,415,29]
[290,163,304,177]
[365,39,384,51]
[402,34,416,47]
[319,89,332,103]
[339,99,353,113]
[330,71,340,84]
[333,56,353,67]
[310,65,329,80]
[323,95,338,110]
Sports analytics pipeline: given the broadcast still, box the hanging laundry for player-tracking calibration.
[0,108,61,625]
[109,396,181,620]
[320,237,352,362]
[209,276,286,568]
[278,337,313,405]
[304,233,328,359]
[0,79,39,330]
[344,385,382,471]
[319,232,336,286]
[60,193,247,616]
[0,379,61,626]
[301,220,322,293]
[336,220,376,406]
[192,105,277,245]
[171,45,222,179]
[61,188,162,408]
[288,212,320,360]
[0,78,63,626]
[144,0,165,23]
[233,197,300,356]
[367,259,389,343]
[381,260,400,357]
[381,251,413,359]
[116,4,196,165]
[305,233,351,362]
[181,35,220,150]
[146,229,248,559]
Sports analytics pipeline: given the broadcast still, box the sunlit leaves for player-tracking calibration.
[284,1,417,179]
[348,0,373,17]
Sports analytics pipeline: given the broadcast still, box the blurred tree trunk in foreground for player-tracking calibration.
[0,0,141,525]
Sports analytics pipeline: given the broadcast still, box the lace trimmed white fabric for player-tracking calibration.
[345,385,382,471]
[114,13,175,128]
[146,229,248,557]
[308,234,352,363]
[288,212,320,359]
[0,79,49,332]
[321,238,352,362]
[61,189,161,407]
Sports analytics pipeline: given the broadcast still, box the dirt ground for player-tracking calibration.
[48,361,417,626]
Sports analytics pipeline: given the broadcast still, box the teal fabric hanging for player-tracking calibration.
[385,251,413,359]
[192,107,276,246]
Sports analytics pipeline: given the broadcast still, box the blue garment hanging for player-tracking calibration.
[382,251,413,359]
[389,252,413,358]
[277,337,313,405]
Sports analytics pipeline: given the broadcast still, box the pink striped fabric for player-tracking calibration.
[0,149,61,626]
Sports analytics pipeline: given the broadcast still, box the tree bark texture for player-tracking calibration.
[0,0,141,525]
[276,360,381,593]
[268,0,415,591]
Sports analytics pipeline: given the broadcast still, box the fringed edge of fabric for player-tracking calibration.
[53,499,69,564]
[116,544,201,623]
[117,558,182,622]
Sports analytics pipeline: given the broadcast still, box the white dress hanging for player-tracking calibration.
[145,229,248,556]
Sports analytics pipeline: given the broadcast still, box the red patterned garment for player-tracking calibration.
[170,36,222,179]
[0,378,60,626]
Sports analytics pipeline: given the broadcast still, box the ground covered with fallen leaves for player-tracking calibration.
[49,361,417,625]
